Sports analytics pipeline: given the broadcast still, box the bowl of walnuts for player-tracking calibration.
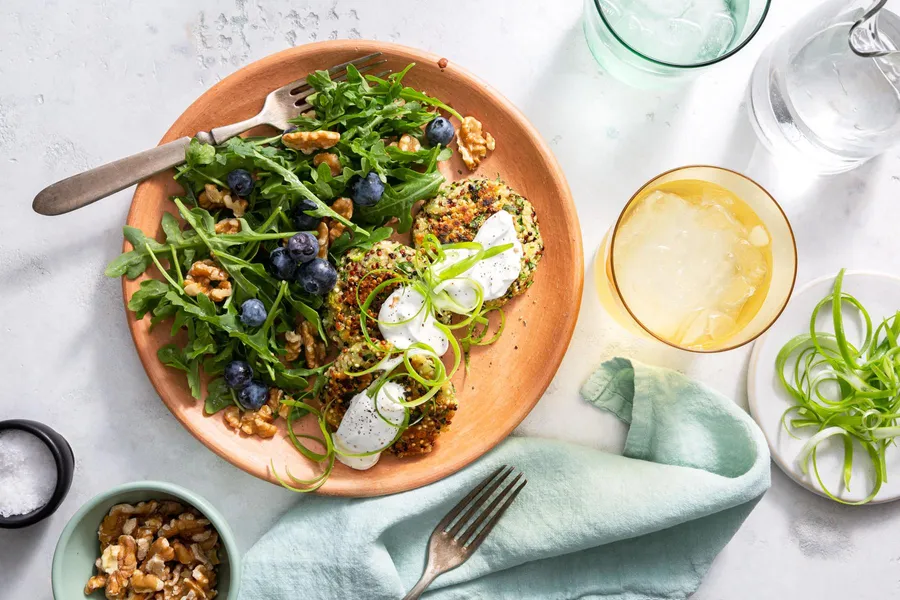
[52,481,240,600]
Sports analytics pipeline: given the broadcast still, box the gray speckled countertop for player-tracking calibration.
[2,0,900,598]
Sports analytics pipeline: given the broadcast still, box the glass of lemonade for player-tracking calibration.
[583,0,771,87]
[596,166,797,352]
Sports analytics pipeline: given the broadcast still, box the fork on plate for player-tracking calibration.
[32,53,388,216]
[401,466,528,600]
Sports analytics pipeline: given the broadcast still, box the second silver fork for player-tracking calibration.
[402,466,527,600]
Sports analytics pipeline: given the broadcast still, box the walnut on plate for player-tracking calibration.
[282,130,340,154]
[213,218,241,234]
[223,404,278,439]
[198,183,248,217]
[313,152,341,176]
[456,116,496,170]
[183,259,232,302]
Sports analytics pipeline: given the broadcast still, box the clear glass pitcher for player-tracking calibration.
[748,0,900,174]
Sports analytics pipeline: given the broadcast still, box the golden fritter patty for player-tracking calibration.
[323,341,458,458]
[323,240,416,347]
[412,178,543,305]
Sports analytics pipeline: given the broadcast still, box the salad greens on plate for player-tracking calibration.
[106,62,504,491]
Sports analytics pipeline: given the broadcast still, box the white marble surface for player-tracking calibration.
[2,0,900,598]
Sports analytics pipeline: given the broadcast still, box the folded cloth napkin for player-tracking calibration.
[239,358,770,600]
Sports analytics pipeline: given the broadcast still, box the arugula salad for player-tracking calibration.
[106,63,524,490]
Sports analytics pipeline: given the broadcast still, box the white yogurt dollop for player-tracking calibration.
[378,286,449,355]
[334,381,407,471]
[433,210,523,312]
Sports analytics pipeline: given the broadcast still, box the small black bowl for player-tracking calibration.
[0,420,75,529]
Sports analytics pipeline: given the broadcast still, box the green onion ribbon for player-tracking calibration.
[777,269,900,505]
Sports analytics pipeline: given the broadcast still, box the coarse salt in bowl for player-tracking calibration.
[0,429,58,517]
[0,420,74,529]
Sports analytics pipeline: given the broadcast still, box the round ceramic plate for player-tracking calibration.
[122,41,583,496]
[748,271,900,504]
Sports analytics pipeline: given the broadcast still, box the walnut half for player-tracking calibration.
[282,130,340,154]
[456,116,495,170]
[183,259,232,303]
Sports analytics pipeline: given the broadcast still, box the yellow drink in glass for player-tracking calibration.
[596,166,797,352]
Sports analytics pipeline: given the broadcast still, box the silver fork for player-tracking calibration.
[32,52,388,216]
[402,466,528,600]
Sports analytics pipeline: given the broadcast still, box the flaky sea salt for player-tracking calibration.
[0,430,58,517]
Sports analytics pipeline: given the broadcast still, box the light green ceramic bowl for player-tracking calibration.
[52,481,241,600]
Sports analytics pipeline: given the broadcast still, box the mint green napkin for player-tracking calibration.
[239,358,770,600]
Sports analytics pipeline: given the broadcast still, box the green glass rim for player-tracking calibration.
[592,0,772,69]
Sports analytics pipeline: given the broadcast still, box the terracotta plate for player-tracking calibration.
[124,40,583,496]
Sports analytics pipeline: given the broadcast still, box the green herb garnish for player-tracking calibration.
[777,269,900,505]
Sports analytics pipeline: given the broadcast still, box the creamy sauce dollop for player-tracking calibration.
[433,210,523,312]
[334,381,407,471]
[378,286,449,355]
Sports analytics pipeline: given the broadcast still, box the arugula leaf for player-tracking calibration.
[356,170,444,232]
[186,138,216,168]
[127,279,170,318]
[105,226,205,279]
[158,344,202,399]
[204,378,234,415]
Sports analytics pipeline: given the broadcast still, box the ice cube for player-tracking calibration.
[707,311,737,340]
[732,241,767,285]
[749,225,770,247]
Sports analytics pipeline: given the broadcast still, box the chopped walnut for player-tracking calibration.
[198,183,247,217]
[284,328,302,362]
[213,218,241,234]
[301,320,326,369]
[313,152,341,176]
[267,387,290,419]
[327,198,353,244]
[282,130,340,154]
[390,133,422,153]
[183,259,232,302]
[85,575,107,595]
[130,571,164,594]
[315,222,329,259]
[285,319,324,367]
[456,116,495,170]
[222,405,278,439]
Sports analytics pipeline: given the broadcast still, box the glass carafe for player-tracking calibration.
[748,0,900,174]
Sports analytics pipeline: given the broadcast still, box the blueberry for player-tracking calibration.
[292,198,321,230]
[296,258,338,295]
[237,380,268,410]
[287,232,318,263]
[226,169,254,197]
[240,298,267,327]
[349,172,385,207]
[224,360,253,390]
[269,246,296,280]
[283,125,298,133]
[425,116,455,146]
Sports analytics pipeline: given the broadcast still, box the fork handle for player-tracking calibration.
[401,570,439,600]
[32,136,198,216]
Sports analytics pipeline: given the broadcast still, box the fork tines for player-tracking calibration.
[437,465,528,551]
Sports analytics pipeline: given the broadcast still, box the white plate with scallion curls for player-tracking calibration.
[749,270,900,505]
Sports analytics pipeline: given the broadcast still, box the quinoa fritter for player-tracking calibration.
[324,340,458,458]
[323,240,416,347]
[412,178,543,305]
